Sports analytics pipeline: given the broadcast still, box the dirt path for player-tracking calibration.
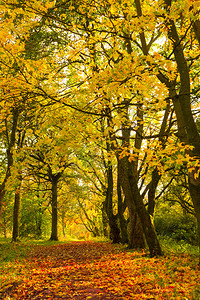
[3,242,127,299]
[1,241,200,299]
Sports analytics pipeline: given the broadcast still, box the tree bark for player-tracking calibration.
[148,168,161,217]
[12,179,22,242]
[2,216,7,238]
[189,180,200,261]
[102,201,109,237]
[61,211,66,238]
[0,108,19,219]
[50,176,59,241]
[118,103,146,249]
[35,183,43,238]
[191,0,200,46]
[191,11,200,262]
[193,19,200,46]
[62,221,66,238]
[105,163,121,243]
[118,157,162,256]
[36,209,43,238]
[117,170,129,244]
[119,157,162,255]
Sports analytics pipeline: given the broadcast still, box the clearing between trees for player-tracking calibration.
[0,241,200,299]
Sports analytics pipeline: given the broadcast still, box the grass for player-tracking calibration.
[0,239,30,295]
[0,235,199,267]
[159,236,199,256]
[0,238,30,262]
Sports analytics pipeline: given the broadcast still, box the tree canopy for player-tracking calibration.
[0,0,200,263]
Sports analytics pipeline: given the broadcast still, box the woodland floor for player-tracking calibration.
[0,241,200,299]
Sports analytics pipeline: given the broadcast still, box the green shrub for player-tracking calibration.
[158,236,199,255]
[154,207,197,245]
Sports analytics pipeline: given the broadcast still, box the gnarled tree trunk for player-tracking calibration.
[118,157,162,256]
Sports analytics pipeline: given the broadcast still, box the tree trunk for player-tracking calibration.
[105,164,121,243]
[0,109,19,219]
[35,183,43,238]
[36,210,43,238]
[118,157,162,256]
[191,3,200,263]
[118,157,145,249]
[12,180,22,242]
[61,211,66,238]
[94,226,100,237]
[102,201,109,237]
[129,210,145,249]
[193,19,200,45]
[62,221,66,238]
[191,0,200,46]
[50,177,58,241]
[0,188,6,222]
[2,216,7,238]
[189,180,200,259]
[116,101,146,249]
[148,168,161,217]
[117,171,129,244]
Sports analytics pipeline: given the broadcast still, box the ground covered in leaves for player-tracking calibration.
[0,241,200,299]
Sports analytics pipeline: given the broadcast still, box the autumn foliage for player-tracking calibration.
[0,1,200,294]
[1,241,200,299]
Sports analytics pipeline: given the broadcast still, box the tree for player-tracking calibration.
[2,0,164,255]
[0,108,19,219]
[128,0,200,262]
[27,136,73,240]
[162,0,200,264]
[1,0,200,262]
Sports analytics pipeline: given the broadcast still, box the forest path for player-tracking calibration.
[1,241,199,299]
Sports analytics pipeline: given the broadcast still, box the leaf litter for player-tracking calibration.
[1,241,200,299]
